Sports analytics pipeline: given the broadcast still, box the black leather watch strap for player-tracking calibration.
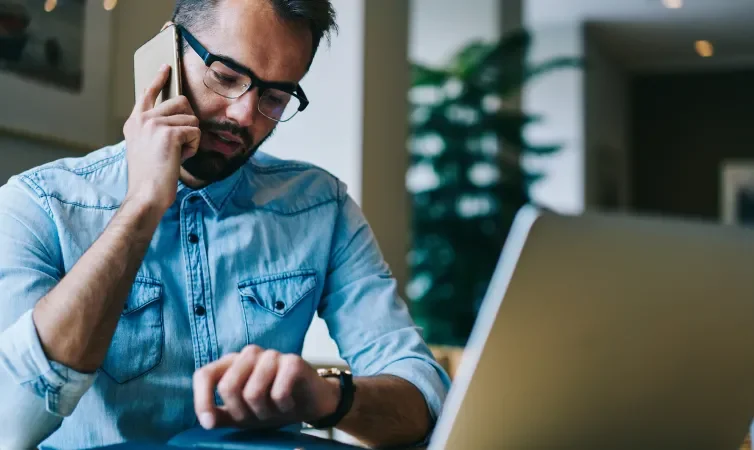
[307,368,354,429]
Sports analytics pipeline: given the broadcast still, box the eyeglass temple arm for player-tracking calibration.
[177,25,212,64]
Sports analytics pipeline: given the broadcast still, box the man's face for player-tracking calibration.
[178,0,312,187]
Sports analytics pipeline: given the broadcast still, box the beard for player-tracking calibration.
[181,119,273,184]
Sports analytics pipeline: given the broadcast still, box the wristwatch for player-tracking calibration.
[305,368,355,429]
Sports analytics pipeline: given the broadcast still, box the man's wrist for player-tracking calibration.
[323,376,341,417]
[120,194,166,230]
[306,368,354,429]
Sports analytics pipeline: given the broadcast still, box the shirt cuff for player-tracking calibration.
[0,309,97,417]
[379,356,451,446]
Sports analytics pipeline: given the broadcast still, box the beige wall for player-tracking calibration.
[110,0,175,140]
[361,0,411,299]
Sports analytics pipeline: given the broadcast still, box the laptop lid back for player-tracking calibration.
[430,206,754,450]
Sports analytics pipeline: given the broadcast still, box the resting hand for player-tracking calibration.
[193,345,340,430]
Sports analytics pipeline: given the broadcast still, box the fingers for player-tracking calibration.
[216,346,262,423]
[150,114,199,128]
[147,95,196,118]
[193,353,236,429]
[269,354,302,415]
[242,350,281,421]
[137,65,171,113]
[193,348,314,431]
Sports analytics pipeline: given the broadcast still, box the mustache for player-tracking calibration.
[200,120,253,148]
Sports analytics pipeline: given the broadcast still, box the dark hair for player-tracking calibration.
[171,0,338,68]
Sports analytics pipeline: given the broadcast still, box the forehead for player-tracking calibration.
[197,0,312,83]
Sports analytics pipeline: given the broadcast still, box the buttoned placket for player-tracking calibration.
[180,193,220,369]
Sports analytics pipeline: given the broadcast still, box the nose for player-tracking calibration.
[225,88,263,129]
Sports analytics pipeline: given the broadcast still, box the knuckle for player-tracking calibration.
[192,369,208,385]
[244,345,262,354]
[241,345,261,358]
[124,115,139,130]
[262,349,281,361]
[243,385,266,404]
[180,96,195,112]
[216,379,238,398]
[270,384,293,403]
[285,354,306,372]
[279,353,297,365]
[144,117,159,130]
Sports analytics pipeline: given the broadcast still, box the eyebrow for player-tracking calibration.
[214,52,299,88]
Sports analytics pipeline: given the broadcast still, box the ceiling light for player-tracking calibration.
[44,0,57,12]
[695,40,714,58]
[104,0,118,10]
[662,0,683,9]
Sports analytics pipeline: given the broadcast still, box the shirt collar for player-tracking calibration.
[177,166,244,215]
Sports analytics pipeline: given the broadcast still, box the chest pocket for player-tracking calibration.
[237,269,318,351]
[101,277,165,384]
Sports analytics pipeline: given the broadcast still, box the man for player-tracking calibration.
[0,0,450,448]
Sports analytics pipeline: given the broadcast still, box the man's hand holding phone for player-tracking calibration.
[123,65,200,213]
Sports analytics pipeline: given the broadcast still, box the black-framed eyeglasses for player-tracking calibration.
[176,24,309,123]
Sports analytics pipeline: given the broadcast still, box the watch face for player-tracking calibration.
[317,367,351,377]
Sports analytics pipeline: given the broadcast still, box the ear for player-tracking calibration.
[161,21,175,32]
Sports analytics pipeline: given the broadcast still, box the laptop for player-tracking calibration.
[95,205,754,449]
[427,205,754,450]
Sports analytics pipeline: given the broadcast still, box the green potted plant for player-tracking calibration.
[407,29,581,349]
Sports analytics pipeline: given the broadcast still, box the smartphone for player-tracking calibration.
[133,24,182,106]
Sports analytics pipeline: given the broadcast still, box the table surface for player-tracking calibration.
[85,427,369,450]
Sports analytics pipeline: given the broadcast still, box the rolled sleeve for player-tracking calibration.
[0,309,97,417]
[379,357,449,424]
[0,177,97,447]
[319,189,451,443]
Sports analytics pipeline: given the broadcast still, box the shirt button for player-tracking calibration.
[188,196,200,204]
[194,305,206,316]
[274,301,285,311]
[188,233,199,244]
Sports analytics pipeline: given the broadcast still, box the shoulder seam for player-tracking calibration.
[18,175,54,219]
[248,161,343,191]
[248,161,341,182]
[43,194,120,211]
[25,149,125,178]
[249,161,316,174]
[73,150,126,175]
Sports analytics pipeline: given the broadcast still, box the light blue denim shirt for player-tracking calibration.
[0,142,450,449]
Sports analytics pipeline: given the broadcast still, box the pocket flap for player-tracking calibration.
[123,277,163,316]
[237,270,317,316]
